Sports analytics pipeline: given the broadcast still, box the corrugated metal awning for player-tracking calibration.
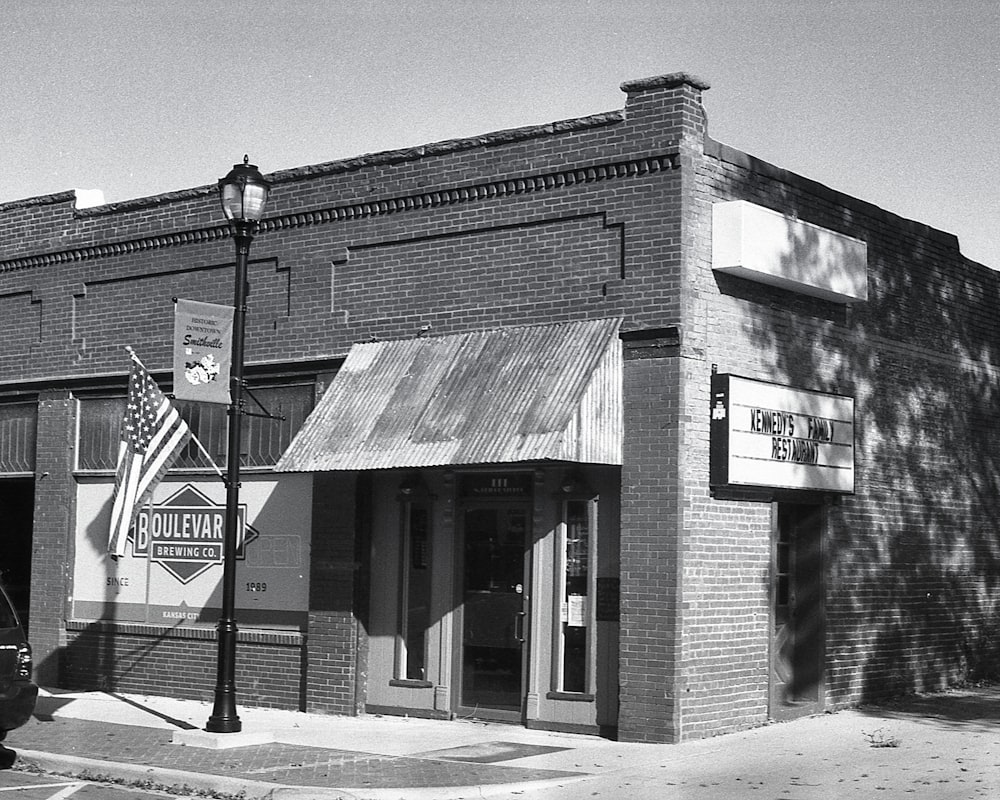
[275,318,622,472]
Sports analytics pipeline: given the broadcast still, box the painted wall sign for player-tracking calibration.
[172,298,234,404]
[129,484,254,584]
[710,373,855,493]
[73,475,311,629]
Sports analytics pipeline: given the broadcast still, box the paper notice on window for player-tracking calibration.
[567,594,587,627]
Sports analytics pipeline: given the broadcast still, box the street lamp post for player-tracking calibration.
[206,156,270,734]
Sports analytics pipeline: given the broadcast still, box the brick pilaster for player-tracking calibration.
[30,392,76,685]
[618,331,683,742]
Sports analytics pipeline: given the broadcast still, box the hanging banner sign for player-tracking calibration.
[710,373,855,493]
[173,299,234,404]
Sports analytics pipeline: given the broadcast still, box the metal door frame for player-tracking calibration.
[453,497,533,723]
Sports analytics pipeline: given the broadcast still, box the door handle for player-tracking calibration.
[514,610,527,643]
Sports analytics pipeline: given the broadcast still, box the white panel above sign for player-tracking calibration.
[710,373,855,494]
[712,200,868,304]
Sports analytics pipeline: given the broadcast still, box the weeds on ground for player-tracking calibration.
[14,762,249,799]
[862,728,902,748]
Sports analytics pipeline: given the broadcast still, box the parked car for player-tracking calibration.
[0,583,36,741]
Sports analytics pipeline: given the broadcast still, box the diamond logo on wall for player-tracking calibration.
[131,484,259,584]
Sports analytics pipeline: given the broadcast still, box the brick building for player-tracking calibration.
[1,72,997,743]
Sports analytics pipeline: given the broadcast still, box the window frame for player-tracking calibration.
[391,474,435,687]
[550,480,598,699]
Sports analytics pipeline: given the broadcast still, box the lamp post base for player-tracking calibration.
[207,617,242,733]
[206,688,242,733]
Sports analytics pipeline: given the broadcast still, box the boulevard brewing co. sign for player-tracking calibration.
[710,373,855,493]
[131,484,258,583]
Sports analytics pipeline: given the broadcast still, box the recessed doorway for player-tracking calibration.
[456,502,530,721]
[0,478,35,632]
[770,502,825,720]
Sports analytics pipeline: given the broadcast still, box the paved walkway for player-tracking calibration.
[2,685,998,799]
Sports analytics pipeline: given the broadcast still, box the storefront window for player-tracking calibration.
[396,476,433,683]
[556,483,596,695]
[76,382,314,471]
[0,403,36,474]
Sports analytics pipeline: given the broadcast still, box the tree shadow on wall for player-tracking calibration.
[720,204,1000,705]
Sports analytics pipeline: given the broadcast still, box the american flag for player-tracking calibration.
[108,358,192,557]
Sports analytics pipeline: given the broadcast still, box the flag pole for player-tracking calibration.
[124,345,145,368]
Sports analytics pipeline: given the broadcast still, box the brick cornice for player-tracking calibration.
[621,72,711,93]
[1,151,679,273]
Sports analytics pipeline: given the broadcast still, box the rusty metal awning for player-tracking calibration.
[275,318,622,472]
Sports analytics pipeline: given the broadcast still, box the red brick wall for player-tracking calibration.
[619,346,683,743]
[681,137,1000,737]
[61,622,304,709]
[9,71,996,741]
[1,75,701,723]
[0,76,704,380]
[306,471,364,715]
[0,171,681,379]
[29,393,77,687]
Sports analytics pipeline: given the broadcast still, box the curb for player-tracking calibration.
[13,747,595,800]
[347,775,601,800]
[15,749,356,800]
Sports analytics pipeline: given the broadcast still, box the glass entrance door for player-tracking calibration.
[771,503,825,720]
[458,504,529,718]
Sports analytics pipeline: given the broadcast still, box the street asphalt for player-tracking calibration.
[2,684,997,799]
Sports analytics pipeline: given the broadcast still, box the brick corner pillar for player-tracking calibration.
[617,328,684,743]
[30,391,77,687]
[619,71,710,151]
[305,470,370,716]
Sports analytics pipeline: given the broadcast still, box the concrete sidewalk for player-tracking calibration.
[2,685,998,799]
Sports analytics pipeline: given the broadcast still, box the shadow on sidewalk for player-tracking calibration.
[104,693,198,730]
[859,685,1000,731]
[31,691,197,730]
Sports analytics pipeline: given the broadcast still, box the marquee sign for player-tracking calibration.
[710,373,855,493]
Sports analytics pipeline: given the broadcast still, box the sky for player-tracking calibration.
[2,0,998,267]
